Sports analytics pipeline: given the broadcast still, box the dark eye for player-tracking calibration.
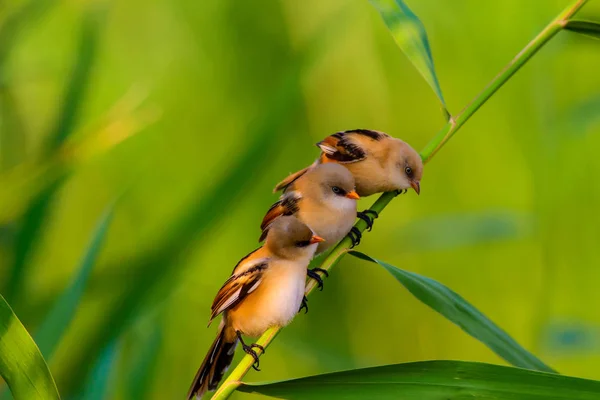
[331,186,342,194]
[405,166,413,176]
[295,240,311,248]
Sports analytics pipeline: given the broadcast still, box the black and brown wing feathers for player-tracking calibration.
[317,129,387,163]
[273,165,312,192]
[208,263,268,325]
[259,192,301,241]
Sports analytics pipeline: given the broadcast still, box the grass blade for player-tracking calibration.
[34,204,114,359]
[45,7,102,153]
[4,178,64,302]
[349,251,553,372]
[0,294,60,400]
[126,324,162,399]
[564,20,600,40]
[369,0,449,119]
[79,340,119,400]
[238,360,600,399]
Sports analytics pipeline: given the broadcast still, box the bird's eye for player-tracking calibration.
[405,166,413,176]
[295,240,311,248]
[331,186,341,194]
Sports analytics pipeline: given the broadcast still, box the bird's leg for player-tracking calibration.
[236,331,264,371]
[299,296,308,314]
[348,227,362,248]
[307,268,325,291]
[357,210,379,231]
[393,188,408,197]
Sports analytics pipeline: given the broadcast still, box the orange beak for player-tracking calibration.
[410,180,420,195]
[309,235,325,244]
[345,190,360,200]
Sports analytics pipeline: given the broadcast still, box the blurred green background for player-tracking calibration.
[1,0,600,398]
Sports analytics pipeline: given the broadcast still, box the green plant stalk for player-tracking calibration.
[211,1,588,398]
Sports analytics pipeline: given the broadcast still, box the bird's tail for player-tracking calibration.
[186,323,237,400]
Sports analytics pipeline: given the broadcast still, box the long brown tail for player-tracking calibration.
[186,324,237,399]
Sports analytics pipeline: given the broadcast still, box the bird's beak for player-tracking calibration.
[345,190,360,200]
[410,180,421,195]
[309,235,325,244]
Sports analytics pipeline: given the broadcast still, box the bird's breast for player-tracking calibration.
[228,260,307,337]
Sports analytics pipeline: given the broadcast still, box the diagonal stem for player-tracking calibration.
[210,1,588,398]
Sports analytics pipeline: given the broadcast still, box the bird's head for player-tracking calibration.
[391,140,423,195]
[266,216,324,260]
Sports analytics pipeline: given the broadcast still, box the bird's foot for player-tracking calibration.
[357,210,379,231]
[299,296,309,314]
[394,189,408,197]
[237,331,264,371]
[307,268,328,291]
[348,227,362,248]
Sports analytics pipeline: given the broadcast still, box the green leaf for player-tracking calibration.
[237,360,600,399]
[564,20,600,40]
[369,0,449,119]
[34,204,114,360]
[80,340,119,400]
[349,251,553,372]
[126,324,162,399]
[45,6,103,153]
[0,293,60,400]
[5,178,65,303]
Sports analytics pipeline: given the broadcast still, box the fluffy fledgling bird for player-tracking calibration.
[274,129,423,197]
[186,216,324,400]
[260,163,359,255]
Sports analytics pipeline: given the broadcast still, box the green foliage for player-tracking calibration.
[0,0,599,399]
[80,340,119,400]
[564,20,600,40]
[35,205,114,359]
[0,294,60,400]
[238,361,600,399]
[349,251,553,372]
[369,0,449,119]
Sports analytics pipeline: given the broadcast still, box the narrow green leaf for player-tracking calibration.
[369,0,449,119]
[80,340,119,400]
[45,7,102,153]
[0,294,60,400]
[126,325,162,399]
[238,360,600,399]
[349,251,553,372]
[5,178,64,303]
[34,204,114,359]
[564,20,600,40]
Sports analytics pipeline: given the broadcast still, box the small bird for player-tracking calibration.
[274,129,423,197]
[186,216,324,400]
[260,163,360,255]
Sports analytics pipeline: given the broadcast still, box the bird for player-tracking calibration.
[261,163,360,253]
[186,216,324,400]
[274,129,423,198]
[260,163,360,290]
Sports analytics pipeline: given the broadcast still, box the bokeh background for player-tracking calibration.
[1,0,600,398]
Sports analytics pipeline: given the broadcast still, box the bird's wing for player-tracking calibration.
[259,191,302,241]
[209,260,269,325]
[273,165,312,192]
[317,129,388,163]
